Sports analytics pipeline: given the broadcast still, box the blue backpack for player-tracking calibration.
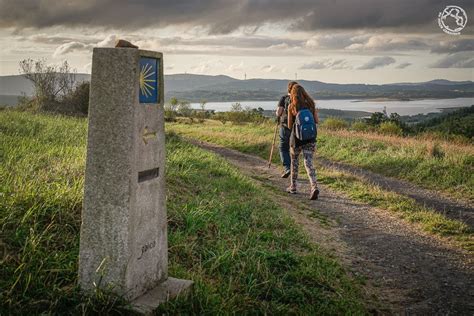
[295,107,316,141]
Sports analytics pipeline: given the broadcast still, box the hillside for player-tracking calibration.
[415,105,474,138]
[1,74,473,105]
[0,74,91,96]
[167,76,474,101]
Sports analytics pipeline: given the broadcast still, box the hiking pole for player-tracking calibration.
[268,121,279,168]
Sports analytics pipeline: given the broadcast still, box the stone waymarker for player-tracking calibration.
[79,47,192,313]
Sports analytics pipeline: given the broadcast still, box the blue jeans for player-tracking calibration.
[279,126,291,171]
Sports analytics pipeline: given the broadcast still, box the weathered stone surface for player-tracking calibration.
[131,278,194,315]
[79,48,139,297]
[79,48,191,306]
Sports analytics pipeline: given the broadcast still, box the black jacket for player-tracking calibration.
[277,95,290,128]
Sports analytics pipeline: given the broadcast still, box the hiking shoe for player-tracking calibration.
[281,169,291,178]
[286,187,297,194]
[310,188,319,200]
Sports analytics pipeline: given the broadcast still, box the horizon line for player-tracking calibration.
[1,72,473,86]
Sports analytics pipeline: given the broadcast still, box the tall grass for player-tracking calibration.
[159,133,366,314]
[1,111,366,314]
[1,112,88,313]
[168,120,473,202]
[318,129,473,202]
[167,120,473,250]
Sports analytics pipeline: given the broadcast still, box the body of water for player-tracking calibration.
[191,98,474,116]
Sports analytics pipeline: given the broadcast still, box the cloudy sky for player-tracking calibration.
[0,0,473,83]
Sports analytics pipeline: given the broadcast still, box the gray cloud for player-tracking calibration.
[430,52,474,68]
[395,62,412,69]
[261,64,277,72]
[295,0,473,33]
[305,33,474,54]
[345,36,430,51]
[17,34,96,45]
[164,36,304,49]
[430,39,474,54]
[300,61,327,70]
[358,56,396,70]
[53,41,93,57]
[306,33,368,50]
[1,0,472,34]
[300,59,351,70]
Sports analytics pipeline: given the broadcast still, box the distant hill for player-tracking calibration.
[1,73,473,105]
[393,79,473,86]
[415,105,474,138]
[0,75,35,96]
[0,74,91,96]
[165,74,238,92]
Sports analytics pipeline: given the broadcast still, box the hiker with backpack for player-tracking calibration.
[275,81,298,178]
[287,84,320,200]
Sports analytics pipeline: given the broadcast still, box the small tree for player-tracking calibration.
[199,99,207,111]
[366,112,387,126]
[389,112,401,123]
[164,97,179,121]
[177,100,192,117]
[168,97,179,112]
[230,102,243,112]
[19,58,76,111]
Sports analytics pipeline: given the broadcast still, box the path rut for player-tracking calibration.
[190,139,474,315]
[318,158,474,228]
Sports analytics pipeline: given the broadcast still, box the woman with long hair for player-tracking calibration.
[287,84,319,199]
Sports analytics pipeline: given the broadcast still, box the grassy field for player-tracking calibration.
[0,111,367,314]
[167,119,473,251]
[168,119,474,202]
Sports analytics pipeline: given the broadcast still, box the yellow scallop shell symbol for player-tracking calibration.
[139,63,156,97]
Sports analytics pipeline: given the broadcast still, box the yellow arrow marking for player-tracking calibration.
[142,127,157,144]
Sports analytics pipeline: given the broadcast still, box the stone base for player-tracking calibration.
[131,277,193,315]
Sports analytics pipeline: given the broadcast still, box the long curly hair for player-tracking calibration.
[287,81,298,93]
[290,84,315,110]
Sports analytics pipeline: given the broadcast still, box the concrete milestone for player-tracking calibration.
[79,47,191,314]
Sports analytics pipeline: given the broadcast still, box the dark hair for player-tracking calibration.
[287,81,298,93]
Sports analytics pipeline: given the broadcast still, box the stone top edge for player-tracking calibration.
[92,47,162,59]
[139,49,163,59]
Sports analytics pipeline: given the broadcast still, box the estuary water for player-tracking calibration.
[191,98,474,116]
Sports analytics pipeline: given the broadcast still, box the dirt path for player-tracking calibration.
[318,158,474,228]
[190,139,474,315]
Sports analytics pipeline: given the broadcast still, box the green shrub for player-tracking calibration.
[366,112,387,126]
[351,121,370,132]
[211,109,267,125]
[429,142,445,159]
[15,82,90,116]
[59,81,90,116]
[378,121,403,136]
[177,101,192,117]
[320,117,349,130]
